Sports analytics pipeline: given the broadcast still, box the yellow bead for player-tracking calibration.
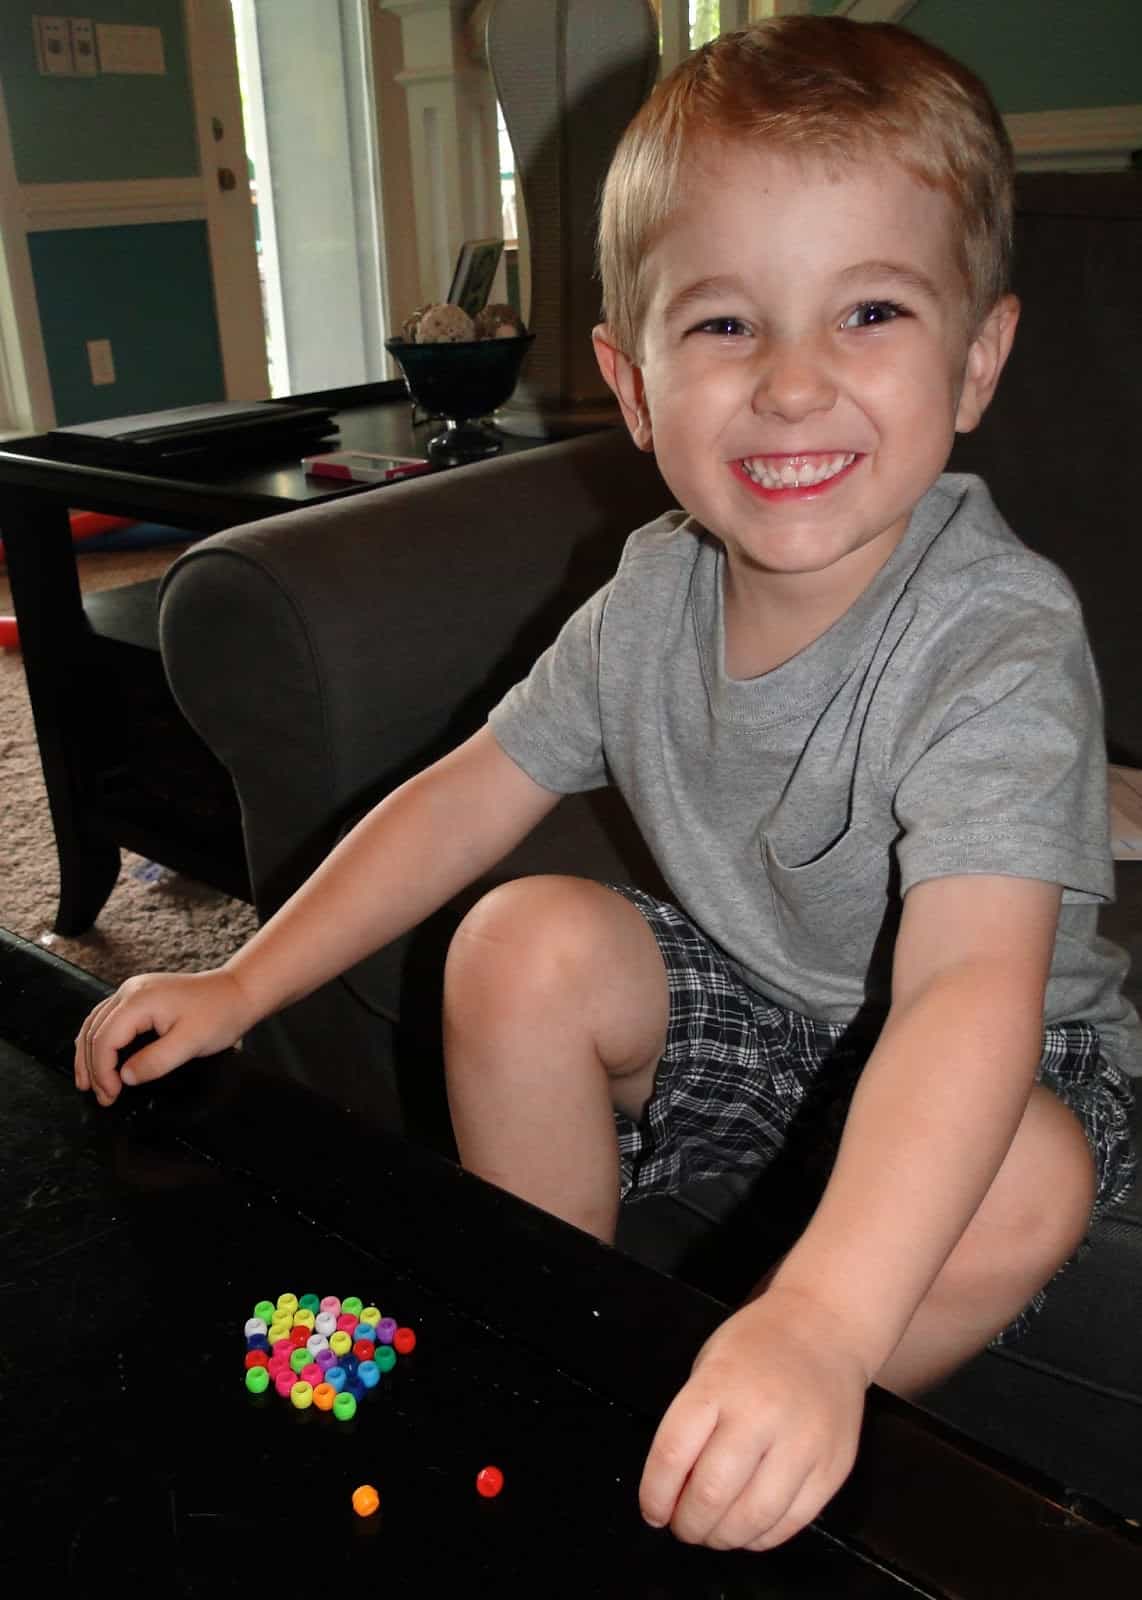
[276,1293,299,1314]
[268,1326,291,1345]
[290,1381,314,1410]
[291,1308,315,1330]
[329,1330,352,1357]
[359,1306,381,1327]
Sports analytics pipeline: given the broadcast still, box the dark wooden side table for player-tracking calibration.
[4,924,1142,1596]
[0,384,541,934]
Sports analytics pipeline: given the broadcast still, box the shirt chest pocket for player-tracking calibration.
[762,823,900,983]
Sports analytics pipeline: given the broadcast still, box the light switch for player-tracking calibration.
[34,16,75,76]
[70,19,98,76]
[87,339,116,387]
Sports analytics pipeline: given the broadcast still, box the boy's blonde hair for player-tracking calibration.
[598,16,1015,357]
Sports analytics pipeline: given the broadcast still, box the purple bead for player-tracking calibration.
[377,1318,397,1344]
[315,1347,336,1371]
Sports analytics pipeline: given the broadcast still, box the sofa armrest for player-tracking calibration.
[158,428,674,920]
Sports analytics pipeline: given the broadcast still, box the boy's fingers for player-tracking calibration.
[85,1001,162,1100]
[74,996,119,1090]
[669,1421,766,1546]
[117,1029,188,1087]
[709,1441,813,1551]
[639,1394,719,1528]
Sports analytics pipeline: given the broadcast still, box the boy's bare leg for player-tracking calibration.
[868,1085,1095,1396]
[443,876,669,1242]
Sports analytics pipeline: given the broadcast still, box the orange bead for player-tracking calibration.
[352,1484,380,1518]
[313,1382,336,1412]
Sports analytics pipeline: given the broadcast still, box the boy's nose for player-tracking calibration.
[750,337,837,422]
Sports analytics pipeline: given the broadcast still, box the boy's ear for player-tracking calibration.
[592,324,654,451]
[954,294,1020,434]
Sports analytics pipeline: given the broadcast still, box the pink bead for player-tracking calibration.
[301,1363,323,1386]
[274,1369,296,1398]
[336,1313,357,1333]
[320,1296,341,1318]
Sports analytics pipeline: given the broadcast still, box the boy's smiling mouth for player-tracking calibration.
[737,452,858,493]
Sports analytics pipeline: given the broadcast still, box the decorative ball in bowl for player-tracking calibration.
[384,333,534,466]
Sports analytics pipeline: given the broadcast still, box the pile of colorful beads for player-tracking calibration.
[242,1293,417,1420]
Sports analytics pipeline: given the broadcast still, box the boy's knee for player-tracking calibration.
[444,876,606,1014]
[944,1089,1096,1300]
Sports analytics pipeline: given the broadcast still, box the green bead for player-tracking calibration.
[253,1300,276,1323]
[333,1391,357,1421]
[289,1346,310,1373]
[245,1366,270,1394]
[342,1296,363,1319]
[375,1345,396,1373]
[298,1293,321,1315]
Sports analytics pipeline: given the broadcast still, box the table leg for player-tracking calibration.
[4,493,123,934]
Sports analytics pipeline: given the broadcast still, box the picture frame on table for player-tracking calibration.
[447,238,504,318]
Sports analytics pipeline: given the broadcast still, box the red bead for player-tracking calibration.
[475,1465,504,1499]
[393,1327,417,1355]
[244,1349,270,1369]
[352,1339,374,1362]
[289,1325,309,1346]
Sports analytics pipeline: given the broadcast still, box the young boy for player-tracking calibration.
[76,17,1136,1556]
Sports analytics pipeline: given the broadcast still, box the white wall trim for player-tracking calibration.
[184,0,269,401]
[1007,103,1142,171]
[20,178,206,232]
[0,72,55,432]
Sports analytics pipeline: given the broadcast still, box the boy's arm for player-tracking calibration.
[639,871,1063,1550]
[763,871,1061,1372]
[76,727,560,1100]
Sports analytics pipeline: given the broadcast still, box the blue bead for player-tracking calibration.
[340,1354,359,1377]
[325,1365,347,1393]
[246,1334,271,1353]
[345,1376,366,1401]
[358,1360,380,1389]
[353,1324,375,1343]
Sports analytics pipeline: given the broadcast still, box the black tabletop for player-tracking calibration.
[3,930,1140,1597]
[0,383,547,532]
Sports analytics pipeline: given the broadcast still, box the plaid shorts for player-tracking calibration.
[609,886,1137,1345]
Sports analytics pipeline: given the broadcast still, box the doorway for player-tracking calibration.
[230,0,389,397]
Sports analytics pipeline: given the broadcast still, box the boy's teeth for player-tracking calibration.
[741,452,855,489]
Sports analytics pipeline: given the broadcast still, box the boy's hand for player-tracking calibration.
[639,1286,869,1551]
[74,970,255,1107]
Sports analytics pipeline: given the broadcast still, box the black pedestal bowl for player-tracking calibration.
[384,334,534,466]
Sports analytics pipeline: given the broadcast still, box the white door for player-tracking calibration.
[186,0,270,401]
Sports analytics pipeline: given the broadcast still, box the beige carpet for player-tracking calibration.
[0,540,259,989]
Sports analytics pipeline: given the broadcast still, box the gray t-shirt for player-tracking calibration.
[489,475,1139,1077]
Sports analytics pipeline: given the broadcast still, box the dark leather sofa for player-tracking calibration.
[160,172,1142,1520]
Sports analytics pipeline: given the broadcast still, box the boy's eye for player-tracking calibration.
[842,301,907,330]
[692,316,751,337]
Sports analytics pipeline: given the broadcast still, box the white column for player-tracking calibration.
[380,0,501,308]
[487,0,659,436]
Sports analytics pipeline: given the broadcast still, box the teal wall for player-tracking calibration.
[0,2,198,184]
[810,0,1141,113]
[29,222,225,424]
[0,3,226,425]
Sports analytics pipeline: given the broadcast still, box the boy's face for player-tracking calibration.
[594,142,1017,598]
